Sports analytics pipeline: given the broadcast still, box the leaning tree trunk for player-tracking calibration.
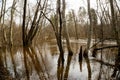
[40,0,65,79]
[62,0,73,55]
[22,0,47,47]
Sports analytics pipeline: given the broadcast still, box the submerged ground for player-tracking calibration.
[0,39,118,80]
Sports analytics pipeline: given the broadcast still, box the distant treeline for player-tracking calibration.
[0,22,116,46]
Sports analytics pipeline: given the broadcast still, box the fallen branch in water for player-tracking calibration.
[92,45,118,57]
[94,45,118,51]
[91,58,115,68]
[90,38,115,50]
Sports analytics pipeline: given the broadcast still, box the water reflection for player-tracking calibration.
[9,47,17,78]
[83,49,91,80]
[0,42,118,80]
[79,46,83,72]
[64,52,73,80]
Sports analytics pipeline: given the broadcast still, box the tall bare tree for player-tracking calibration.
[110,0,120,78]
[22,0,48,47]
[1,0,7,44]
[22,0,27,46]
[86,0,92,80]
[87,0,92,50]
[41,0,65,79]
[62,0,73,55]
[61,0,73,79]
[9,0,17,46]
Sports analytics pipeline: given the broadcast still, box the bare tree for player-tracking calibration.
[87,0,92,50]
[1,0,7,44]
[22,0,48,47]
[62,0,73,55]
[72,10,78,39]
[110,0,120,78]
[41,0,65,79]
[86,0,92,79]
[22,0,27,46]
[9,0,17,46]
[0,0,4,23]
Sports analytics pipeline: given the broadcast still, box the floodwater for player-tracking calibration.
[0,40,118,80]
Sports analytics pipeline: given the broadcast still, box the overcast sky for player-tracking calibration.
[0,0,98,24]
[2,0,119,24]
[66,0,97,12]
[48,0,97,13]
[1,0,98,12]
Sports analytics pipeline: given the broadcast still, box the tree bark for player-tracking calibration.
[0,0,4,23]
[87,0,92,50]
[2,0,7,44]
[110,0,120,77]
[22,0,27,46]
[9,0,16,46]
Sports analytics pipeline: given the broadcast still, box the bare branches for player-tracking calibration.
[22,0,48,47]
[41,11,56,32]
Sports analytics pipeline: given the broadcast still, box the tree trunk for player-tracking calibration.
[22,0,47,47]
[72,10,78,39]
[22,0,27,46]
[87,0,92,50]
[61,0,73,79]
[110,0,120,77]
[2,0,7,44]
[9,0,16,46]
[0,0,4,23]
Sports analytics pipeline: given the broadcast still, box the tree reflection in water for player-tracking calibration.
[23,46,49,80]
[0,43,119,80]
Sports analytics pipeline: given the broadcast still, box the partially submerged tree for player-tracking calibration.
[109,0,120,78]
[86,0,92,79]
[22,0,48,47]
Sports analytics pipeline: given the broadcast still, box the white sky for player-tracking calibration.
[1,0,97,13]
[2,0,120,24]
[48,0,97,13]
[66,0,97,12]
[0,0,98,24]
[1,0,120,12]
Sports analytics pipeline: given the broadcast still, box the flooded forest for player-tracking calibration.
[0,0,120,80]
